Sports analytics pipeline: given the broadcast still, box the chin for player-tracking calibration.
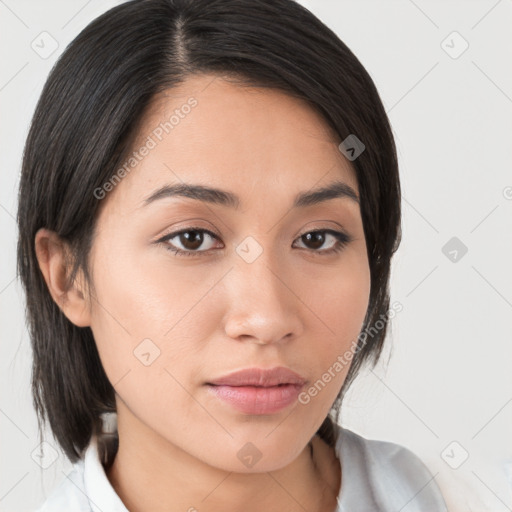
[197,435,306,474]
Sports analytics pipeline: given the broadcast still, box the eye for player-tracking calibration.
[293,229,352,255]
[158,227,222,257]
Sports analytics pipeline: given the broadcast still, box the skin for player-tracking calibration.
[35,73,371,512]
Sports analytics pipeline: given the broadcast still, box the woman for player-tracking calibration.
[17,0,447,510]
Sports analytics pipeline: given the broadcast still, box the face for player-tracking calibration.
[83,73,371,472]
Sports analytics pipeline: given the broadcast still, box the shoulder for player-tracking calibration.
[34,460,92,512]
[334,426,448,512]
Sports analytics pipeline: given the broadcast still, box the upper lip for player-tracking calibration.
[207,366,307,387]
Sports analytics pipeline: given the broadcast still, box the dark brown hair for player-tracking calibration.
[17,0,401,464]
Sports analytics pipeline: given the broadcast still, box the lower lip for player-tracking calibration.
[206,383,304,415]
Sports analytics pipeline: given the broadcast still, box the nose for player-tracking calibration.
[222,248,304,346]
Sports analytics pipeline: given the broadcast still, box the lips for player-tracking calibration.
[206,366,307,387]
[205,366,307,415]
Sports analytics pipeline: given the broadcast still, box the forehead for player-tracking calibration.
[104,73,358,212]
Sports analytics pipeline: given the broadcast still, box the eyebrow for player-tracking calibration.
[142,179,360,209]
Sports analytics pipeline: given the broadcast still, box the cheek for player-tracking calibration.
[86,240,221,388]
[302,252,371,340]
[86,252,206,431]
[296,252,371,390]
[88,234,197,335]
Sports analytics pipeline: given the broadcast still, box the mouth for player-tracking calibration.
[205,366,307,415]
[206,366,307,387]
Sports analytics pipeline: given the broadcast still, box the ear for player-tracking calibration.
[34,228,92,327]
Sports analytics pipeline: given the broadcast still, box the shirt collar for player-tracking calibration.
[83,434,129,512]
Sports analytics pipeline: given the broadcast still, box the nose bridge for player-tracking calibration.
[223,235,303,344]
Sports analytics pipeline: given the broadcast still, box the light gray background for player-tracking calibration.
[1,1,511,511]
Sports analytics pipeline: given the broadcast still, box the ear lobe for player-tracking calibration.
[34,228,92,327]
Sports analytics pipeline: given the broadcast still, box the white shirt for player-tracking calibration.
[35,424,447,511]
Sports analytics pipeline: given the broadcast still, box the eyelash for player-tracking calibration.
[157,227,352,258]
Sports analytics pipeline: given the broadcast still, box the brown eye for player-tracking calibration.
[159,228,221,256]
[293,229,352,255]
